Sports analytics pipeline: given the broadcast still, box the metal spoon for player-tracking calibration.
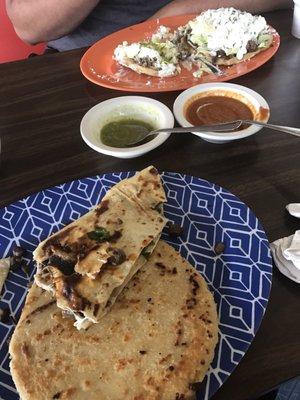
[126,121,241,146]
[236,120,300,137]
[126,120,300,146]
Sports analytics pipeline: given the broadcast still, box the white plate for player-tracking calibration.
[173,83,270,144]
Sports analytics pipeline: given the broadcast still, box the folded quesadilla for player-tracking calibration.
[10,241,218,400]
[33,166,167,329]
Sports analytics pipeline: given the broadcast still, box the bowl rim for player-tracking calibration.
[80,96,174,157]
[173,82,270,141]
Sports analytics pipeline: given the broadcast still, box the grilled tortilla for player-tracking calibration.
[10,241,218,400]
[33,166,167,329]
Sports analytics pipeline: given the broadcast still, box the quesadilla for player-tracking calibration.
[10,241,218,400]
[33,166,167,329]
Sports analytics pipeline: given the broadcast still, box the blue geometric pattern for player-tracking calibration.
[0,172,272,400]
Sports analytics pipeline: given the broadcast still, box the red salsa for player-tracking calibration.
[184,94,254,130]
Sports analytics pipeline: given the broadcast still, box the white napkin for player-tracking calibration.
[286,203,300,218]
[270,203,300,283]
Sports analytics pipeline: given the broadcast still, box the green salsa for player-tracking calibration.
[100,118,156,148]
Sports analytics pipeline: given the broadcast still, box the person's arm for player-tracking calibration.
[150,0,292,19]
[6,0,99,44]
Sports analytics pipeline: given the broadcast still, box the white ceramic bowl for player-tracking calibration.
[173,83,270,144]
[81,96,174,158]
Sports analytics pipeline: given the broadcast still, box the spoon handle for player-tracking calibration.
[154,121,241,134]
[243,120,300,137]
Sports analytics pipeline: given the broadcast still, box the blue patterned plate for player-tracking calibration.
[0,172,272,400]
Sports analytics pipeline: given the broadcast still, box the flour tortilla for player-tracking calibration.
[10,241,218,400]
[0,258,10,295]
[115,165,166,210]
[33,166,167,329]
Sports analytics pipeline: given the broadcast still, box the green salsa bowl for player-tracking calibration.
[80,96,174,158]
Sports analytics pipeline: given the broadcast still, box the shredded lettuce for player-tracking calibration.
[140,40,179,64]
[192,62,213,78]
[257,33,273,48]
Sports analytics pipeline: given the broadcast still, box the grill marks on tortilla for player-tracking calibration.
[41,231,91,274]
[183,272,202,310]
[77,243,100,262]
[189,273,200,296]
[42,226,124,284]
[38,199,113,275]
[108,230,122,243]
[116,166,166,210]
[44,229,122,265]
[47,255,76,276]
[149,167,158,175]
[42,227,75,254]
[93,303,100,316]
[152,248,217,364]
[25,300,56,319]
[174,320,184,346]
[94,199,110,217]
[152,250,216,364]
[135,176,164,203]
[60,274,91,312]
[52,389,76,399]
[142,178,162,190]
[154,262,179,277]
[21,343,30,360]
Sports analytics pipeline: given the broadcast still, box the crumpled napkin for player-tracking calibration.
[286,203,300,218]
[270,203,300,283]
